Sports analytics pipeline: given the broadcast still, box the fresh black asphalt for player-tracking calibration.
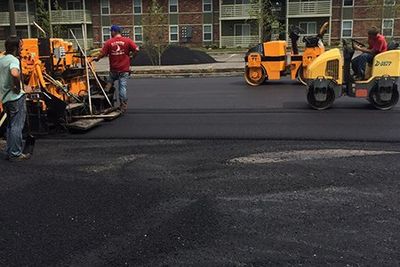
[1,77,400,266]
[65,77,400,141]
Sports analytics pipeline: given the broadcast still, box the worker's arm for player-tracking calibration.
[94,41,110,62]
[94,50,105,62]
[354,44,374,54]
[129,39,139,59]
[11,68,21,94]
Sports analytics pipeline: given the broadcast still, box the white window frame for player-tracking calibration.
[341,20,353,38]
[203,0,212,13]
[382,19,394,37]
[384,0,396,6]
[203,24,213,41]
[299,22,317,35]
[102,26,111,43]
[234,24,251,36]
[343,0,354,6]
[134,26,143,42]
[68,27,83,39]
[66,0,82,10]
[169,25,179,42]
[100,0,110,15]
[133,0,142,14]
[169,0,178,13]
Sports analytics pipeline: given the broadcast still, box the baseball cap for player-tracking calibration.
[110,25,122,33]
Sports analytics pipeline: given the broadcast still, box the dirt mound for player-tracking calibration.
[132,46,216,66]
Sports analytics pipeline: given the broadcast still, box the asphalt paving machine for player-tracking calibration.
[244,22,329,86]
[305,39,400,110]
[0,32,119,135]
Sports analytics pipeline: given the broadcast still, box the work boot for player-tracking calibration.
[119,101,128,114]
[8,153,31,162]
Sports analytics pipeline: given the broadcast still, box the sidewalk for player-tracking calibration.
[94,53,246,78]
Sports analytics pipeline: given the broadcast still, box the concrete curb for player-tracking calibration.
[96,68,244,78]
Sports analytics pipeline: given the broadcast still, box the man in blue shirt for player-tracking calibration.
[0,38,29,161]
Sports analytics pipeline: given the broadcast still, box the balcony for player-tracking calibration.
[221,35,259,48]
[51,10,92,24]
[0,12,35,26]
[66,38,94,49]
[287,1,331,17]
[220,4,259,20]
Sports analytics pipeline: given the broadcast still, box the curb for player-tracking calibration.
[96,68,244,78]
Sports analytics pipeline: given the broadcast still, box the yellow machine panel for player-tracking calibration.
[372,50,400,77]
[263,41,287,57]
[305,48,343,84]
[302,46,325,68]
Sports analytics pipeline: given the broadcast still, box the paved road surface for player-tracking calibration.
[2,77,400,266]
[66,77,400,141]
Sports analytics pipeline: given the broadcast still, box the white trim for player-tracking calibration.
[342,0,354,7]
[133,0,142,14]
[341,19,353,38]
[100,0,110,15]
[203,0,213,13]
[102,26,111,43]
[133,25,143,42]
[382,18,394,37]
[169,0,179,13]
[169,25,179,42]
[203,24,213,41]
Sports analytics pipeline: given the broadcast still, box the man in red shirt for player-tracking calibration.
[95,25,139,113]
[352,26,387,80]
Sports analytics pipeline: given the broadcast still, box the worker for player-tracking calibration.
[94,25,139,113]
[0,37,29,161]
[352,26,387,80]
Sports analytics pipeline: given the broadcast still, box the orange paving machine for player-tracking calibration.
[0,37,119,135]
[244,22,329,86]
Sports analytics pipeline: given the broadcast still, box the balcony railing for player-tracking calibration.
[0,12,35,26]
[51,10,92,24]
[221,35,259,48]
[66,38,94,49]
[220,4,259,19]
[288,1,331,17]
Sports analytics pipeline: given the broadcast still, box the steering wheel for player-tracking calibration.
[351,38,366,48]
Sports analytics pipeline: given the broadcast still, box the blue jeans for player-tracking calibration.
[352,53,374,79]
[4,95,26,157]
[108,72,130,102]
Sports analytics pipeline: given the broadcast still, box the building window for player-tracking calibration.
[299,22,317,35]
[100,0,110,15]
[341,20,353,38]
[382,19,394,37]
[384,0,396,5]
[203,0,212,12]
[169,0,178,13]
[133,0,142,14]
[68,28,83,39]
[169,25,179,42]
[102,27,111,42]
[343,0,353,6]
[234,0,250,3]
[234,24,251,36]
[66,0,82,10]
[134,26,143,42]
[14,0,27,11]
[203,24,213,41]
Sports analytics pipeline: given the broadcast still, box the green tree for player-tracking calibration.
[249,0,284,42]
[142,0,169,66]
[35,0,64,37]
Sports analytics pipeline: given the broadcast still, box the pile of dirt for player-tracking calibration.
[131,46,216,66]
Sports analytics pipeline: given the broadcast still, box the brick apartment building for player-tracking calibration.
[0,0,399,49]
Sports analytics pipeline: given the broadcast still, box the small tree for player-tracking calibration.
[142,0,169,66]
[35,0,64,37]
[249,0,285,42]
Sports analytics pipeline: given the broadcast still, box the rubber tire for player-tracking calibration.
[307,87,335,110]
[244,66,266,86]
[369,86,399,110]
[297,66,307,86]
